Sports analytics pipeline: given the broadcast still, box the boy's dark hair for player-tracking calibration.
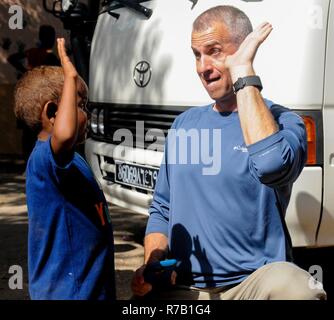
[14,66,64,133]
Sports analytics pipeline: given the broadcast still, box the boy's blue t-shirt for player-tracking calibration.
[146,100,307,288]
[26,137,115,300]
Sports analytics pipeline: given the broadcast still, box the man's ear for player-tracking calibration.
[44,102,58,124]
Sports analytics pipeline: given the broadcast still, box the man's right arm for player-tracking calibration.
[144,233,169,264]
[144,124,176,260]
[131,171,171,296]
[131,233,169,297]
[132,125,175,296]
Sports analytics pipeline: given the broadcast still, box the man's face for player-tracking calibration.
[191,22,238,102]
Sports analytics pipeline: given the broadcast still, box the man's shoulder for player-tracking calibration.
[265,98,288,110]
[265,98,303,123]
[172,105,211,128]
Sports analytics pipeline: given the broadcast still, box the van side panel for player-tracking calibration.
[318,0,334,246]
[285,168,322,246]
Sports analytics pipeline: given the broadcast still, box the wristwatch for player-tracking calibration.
[233,76,263,94]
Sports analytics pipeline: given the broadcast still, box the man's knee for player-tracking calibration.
[261,262,326,300]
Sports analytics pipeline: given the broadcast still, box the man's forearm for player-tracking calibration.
[230,65,278,145]
[144,233,169,264]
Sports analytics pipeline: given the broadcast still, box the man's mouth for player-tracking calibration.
[205,76,221,86]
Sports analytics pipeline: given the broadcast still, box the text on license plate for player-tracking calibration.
[115,161,159,191]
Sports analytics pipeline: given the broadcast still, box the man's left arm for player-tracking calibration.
[247,105,307,187]
[214,23,307,186]
[226,22,278,146]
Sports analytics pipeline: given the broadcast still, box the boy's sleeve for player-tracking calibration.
[247,105,307,188]
[35,136,75,184]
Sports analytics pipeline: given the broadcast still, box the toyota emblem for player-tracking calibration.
[133,61,152,88]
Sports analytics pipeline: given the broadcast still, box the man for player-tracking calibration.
[132,5,326,300]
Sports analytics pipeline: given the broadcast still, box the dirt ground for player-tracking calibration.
[0,157,148,300]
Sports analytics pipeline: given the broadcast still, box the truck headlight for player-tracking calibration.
[91,108,98,134]
[98,110,105,135]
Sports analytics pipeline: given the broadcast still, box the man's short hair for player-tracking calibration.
[14,66,64,133]
[193,5,253,46]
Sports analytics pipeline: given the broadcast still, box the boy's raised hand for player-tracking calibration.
[51,38,79,157]
[57,38,78,78]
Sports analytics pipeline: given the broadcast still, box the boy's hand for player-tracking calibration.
[57,38,78,78]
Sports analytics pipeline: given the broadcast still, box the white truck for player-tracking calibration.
[82,0,334,251]
[49,0,334,291]
[48,0,334,248]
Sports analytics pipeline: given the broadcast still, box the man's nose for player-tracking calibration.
[197,55,214,76]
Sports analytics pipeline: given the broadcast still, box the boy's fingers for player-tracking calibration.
[57,38,70,64]
[57,39,61,59]
[57,39,65,63]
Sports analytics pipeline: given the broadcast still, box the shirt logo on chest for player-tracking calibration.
[233,145,248,153]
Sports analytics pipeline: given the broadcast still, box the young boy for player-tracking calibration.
[14,39,115,300]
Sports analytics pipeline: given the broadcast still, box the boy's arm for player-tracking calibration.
[51,38,79,157]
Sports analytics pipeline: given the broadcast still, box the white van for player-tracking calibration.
[84,0,334,249]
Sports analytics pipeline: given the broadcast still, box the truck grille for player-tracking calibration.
[89,103,188,151]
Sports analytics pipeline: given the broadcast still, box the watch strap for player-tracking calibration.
[233,76,263,94]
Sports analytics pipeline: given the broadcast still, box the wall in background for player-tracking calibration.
[0,0,69,156]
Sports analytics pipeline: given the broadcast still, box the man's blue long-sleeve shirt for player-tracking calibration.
[146,100,307,288]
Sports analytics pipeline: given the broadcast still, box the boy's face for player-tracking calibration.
[76,79,89,144]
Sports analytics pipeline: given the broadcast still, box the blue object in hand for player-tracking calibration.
[143,259,179,288]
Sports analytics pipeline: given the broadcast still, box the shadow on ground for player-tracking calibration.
[0,219,29,300]
[0,161,148,300]
[2,159,332,301]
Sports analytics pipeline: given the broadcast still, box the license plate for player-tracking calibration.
[115,161,159,191]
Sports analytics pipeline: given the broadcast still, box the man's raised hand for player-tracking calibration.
[227,22,272,68]
[213,22,273,81]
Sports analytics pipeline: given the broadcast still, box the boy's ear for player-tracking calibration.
[44,102,58,124]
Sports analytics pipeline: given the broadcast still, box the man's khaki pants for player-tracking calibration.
[150,262,327,300]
